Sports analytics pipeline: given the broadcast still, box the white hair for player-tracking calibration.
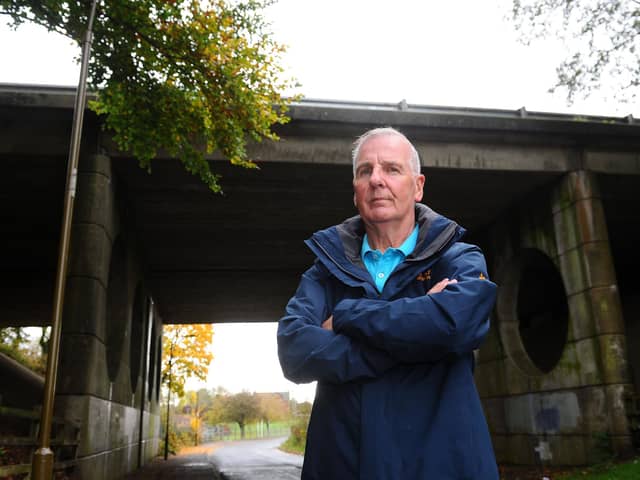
[351,127,421,177]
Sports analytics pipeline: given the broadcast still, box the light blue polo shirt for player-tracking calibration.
[361,225,419,293]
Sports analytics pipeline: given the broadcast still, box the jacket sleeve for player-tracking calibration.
[331,244,496,363]
[277,262,397,384]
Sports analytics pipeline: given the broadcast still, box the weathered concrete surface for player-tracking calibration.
[1,85,640,473]
[2,85,640,327]
[50,152,163,479]
[482,170,636,466]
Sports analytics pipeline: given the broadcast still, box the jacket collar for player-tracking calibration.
[305,204,464,288]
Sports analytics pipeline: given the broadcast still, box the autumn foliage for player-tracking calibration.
[161,323,213,397]
[256,392,289,433]
[0,0,297,192]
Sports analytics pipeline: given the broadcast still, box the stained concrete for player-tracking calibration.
[482,170,635,466]
[1,85,640,474]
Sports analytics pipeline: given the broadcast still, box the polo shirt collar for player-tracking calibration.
[361,224,419,258]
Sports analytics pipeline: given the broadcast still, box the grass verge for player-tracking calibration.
[557,457,640,479]
[279,435,305,455]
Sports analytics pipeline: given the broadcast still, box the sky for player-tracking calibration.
[0,1,636,116]
[1,1,636,403]
[199,323,317,403]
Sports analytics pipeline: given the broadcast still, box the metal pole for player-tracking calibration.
[32,2,99,479]
[164,343,173,461]
[137,298,154,468]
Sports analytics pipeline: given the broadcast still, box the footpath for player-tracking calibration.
[123,444,224,480]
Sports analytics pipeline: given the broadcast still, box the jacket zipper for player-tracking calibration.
[311,238,379,292]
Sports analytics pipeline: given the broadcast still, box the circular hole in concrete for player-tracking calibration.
[517,249,569,373]
[497,248,569,375]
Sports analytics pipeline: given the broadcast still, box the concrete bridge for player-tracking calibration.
[1,83,639,478]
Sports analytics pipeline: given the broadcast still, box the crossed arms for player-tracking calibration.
[277,243,496,384]
[320,276,456,330]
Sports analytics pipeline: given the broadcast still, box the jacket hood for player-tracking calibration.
[305,203,464,287]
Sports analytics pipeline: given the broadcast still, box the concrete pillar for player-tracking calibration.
[551,170,633,456]
[54,153,118,477]
[52,154,159,479]
[480,169,635,467]
[58,154,116,399]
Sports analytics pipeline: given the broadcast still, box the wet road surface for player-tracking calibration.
[211,436,302,480]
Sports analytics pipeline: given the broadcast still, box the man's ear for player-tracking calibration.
[353,193,357,207]
[414,174,425,202]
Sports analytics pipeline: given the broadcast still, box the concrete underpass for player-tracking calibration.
[1,84,640,478]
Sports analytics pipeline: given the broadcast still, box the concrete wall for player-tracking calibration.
[3,88,639,474]
[476,170,634,466]
[55,154,162,479]
[624,294,640,394]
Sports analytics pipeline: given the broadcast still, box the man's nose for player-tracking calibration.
[369,166,384,185]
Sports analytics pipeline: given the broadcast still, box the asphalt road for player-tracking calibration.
[210,436,303,480]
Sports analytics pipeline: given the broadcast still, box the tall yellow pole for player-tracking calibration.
[32,2,99,479]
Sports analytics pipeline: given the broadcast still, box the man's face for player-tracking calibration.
[353,134,425,226]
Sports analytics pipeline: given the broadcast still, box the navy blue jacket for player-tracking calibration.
[278,204,498,479]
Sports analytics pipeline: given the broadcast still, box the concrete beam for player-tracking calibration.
[151,270,301,324]
[585,152,640,174]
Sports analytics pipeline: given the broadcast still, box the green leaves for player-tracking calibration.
[214,391,261,437]
[1,0,296,192]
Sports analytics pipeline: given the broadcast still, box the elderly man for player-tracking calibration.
[277,127,498,479]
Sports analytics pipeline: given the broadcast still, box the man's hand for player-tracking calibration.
[323,279,455,331]
[427,278,457,294]
[322,315,333,331]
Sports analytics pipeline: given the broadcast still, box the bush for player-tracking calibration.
[280,416,308,455]
[159,429,195,457]
[159,430,181,457]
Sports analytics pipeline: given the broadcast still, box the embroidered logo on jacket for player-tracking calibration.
[479,272,486,280]
[416,269,431,282]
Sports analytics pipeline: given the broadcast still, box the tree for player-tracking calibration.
[161,324,213,398]
[217,391,260,439]
[202,386,230,424]
[0,0,297,192]
[0,327,50,374]
[182,388,215,445]
[257,392,289,433]
[0,327,28,352]
[511,0,639,104]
